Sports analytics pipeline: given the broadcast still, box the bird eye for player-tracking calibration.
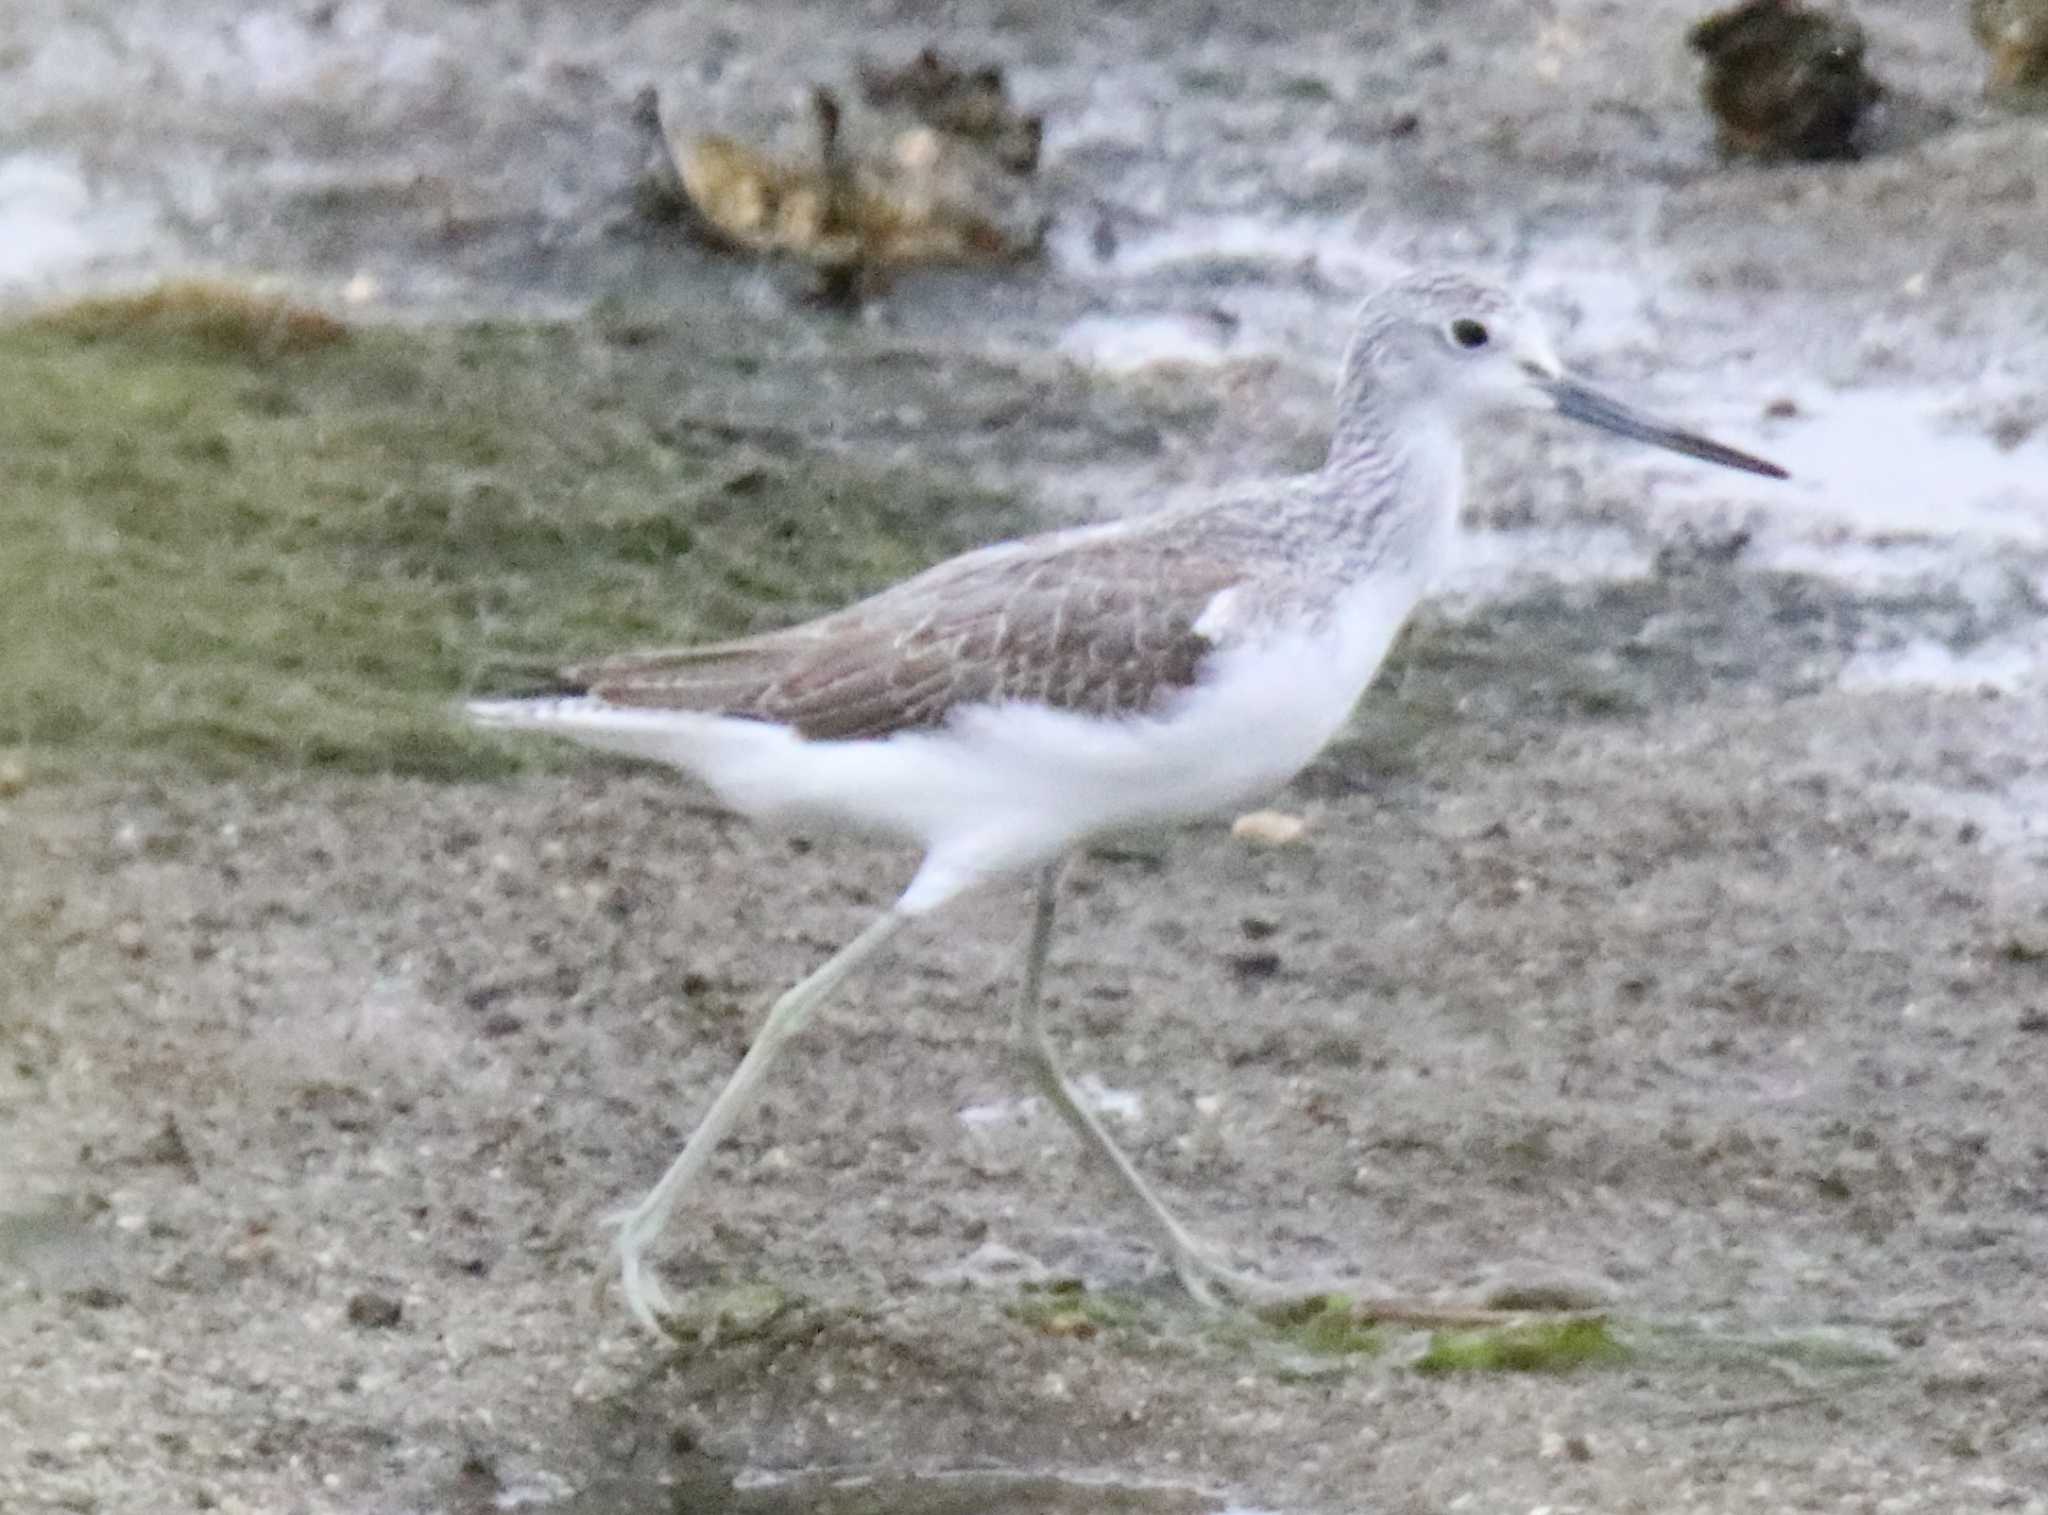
[1448,318,1490,350]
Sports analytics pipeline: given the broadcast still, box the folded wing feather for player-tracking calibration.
[566,532,1247,742]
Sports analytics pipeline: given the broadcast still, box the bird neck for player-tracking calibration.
[1320,392,1464,584]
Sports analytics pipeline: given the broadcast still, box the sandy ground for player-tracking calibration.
[8,1,2048,1513]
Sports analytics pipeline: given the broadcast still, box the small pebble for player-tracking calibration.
[0,756,27,797]
[64,1284,128,1311]
[345,1291,404,1329]
[1226,950,1283,981]
[1231,809,1308,846]
[1989,413,2038,451]
[141,1115,196,1174]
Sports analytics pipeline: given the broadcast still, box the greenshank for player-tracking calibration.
[470,270,1787,1334]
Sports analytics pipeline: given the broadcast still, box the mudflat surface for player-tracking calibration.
[6,3,2048,1514]
[9,664,2048,1515]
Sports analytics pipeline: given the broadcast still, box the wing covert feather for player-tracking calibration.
[568,533,1246,741]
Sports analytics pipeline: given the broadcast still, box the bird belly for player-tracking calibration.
[467,574,1421,913]
[873,575,1424,902]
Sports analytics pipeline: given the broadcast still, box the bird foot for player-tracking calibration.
[594,1205,683,1337]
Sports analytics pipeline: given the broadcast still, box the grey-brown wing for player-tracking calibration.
[568,537,1246,742]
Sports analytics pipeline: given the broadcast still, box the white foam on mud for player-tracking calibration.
[1101,213,1394,287]
[0,153,160,293]
[957,1077,1143,1129]
[1839,635,2043,695]
[955,1095,1034,1130]
[1748,388,2048,550]
[1057,312,1238,370]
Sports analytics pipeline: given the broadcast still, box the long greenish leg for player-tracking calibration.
[1016,862,1283,1308]
[607,909,908,1335]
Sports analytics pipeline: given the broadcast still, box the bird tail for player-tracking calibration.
[465,696,727,768]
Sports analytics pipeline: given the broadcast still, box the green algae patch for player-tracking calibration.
[0,286,1029,780]
[1006,1280,1149,1340]
[1412,1317,1629,1375]
[657,1283,823,1350]
[1257,1293,1384,1357]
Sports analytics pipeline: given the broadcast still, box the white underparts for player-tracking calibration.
[467,563,1430,916]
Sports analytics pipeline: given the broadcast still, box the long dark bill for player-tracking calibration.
[1543,376,1788,480]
